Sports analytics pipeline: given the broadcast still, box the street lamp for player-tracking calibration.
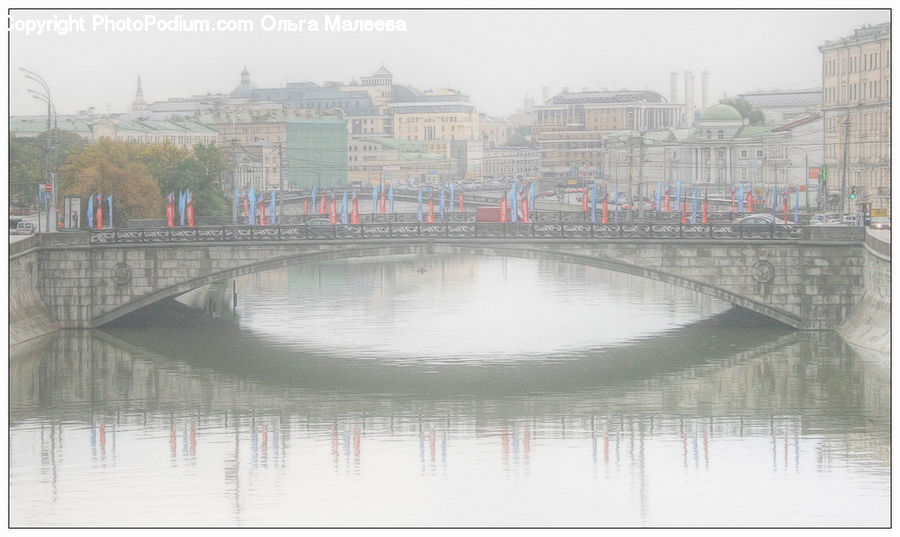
[21,68,57,232]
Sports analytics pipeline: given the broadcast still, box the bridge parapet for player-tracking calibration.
[20,224,866,333]
[80,222,870,245]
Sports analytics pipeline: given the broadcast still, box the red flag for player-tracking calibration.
[187,203,194,227]
[730,187,736,214]
[458,194,464,212]
[748,189,754,213]
[521,197,530,223]
[602,195,608,223]
[665,188,670,212]
[242,195,249,218]
[166,195,175,228]
[329,197,337,224]
[783,191,789,222]
[681,193,686,224]
[319,191,327,214]
[702,194,708,224]
[96,199,104,230]
[351,197,360,224]
[304,199,309,215]
[500,197,508,223]
[258,201,266,226]
[427,198,434,223]
[380,190,387,214]
[582,188,588,212]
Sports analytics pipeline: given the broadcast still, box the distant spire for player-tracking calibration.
[241,66,251,85]
[132,75,147,111]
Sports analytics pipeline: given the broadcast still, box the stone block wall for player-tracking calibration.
[836,232,891,354]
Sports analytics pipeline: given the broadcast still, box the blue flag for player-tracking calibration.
[529,182,535,212]
[656,181,662,211]
[179,190,186,226]
[87,194,94,229]
[107,195,113,228]
[311,185,317,212]
[449,183,455,213]
[439,187,445,222]
[675,182,682,211]
[509,184,517,223]
[417,188,423,223]
[270,190,277,225]
[614,188,619,224]
[691,188,698,224]
[340,190,348,224]
[389,184,394,214]
[248,187,257,226]
[771,188,777,217]
[372,184,378,213]
[738,184,745,213]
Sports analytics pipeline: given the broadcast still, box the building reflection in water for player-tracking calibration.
[8,308,890,526]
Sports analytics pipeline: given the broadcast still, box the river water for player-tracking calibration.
[8,255,890,527]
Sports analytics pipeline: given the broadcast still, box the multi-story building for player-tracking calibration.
[737,89,823,125]
[347,137,455,185]
[479,114,510,148]
[388,88,480,142]
[533,88,685,181]
[342,66,394,112]
[9,115,94,141]
[285,118,348,189]
[483,147,540,180]
[820,21,891,215]
[89,118,219,148]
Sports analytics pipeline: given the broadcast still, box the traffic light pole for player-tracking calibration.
[840,119,849,216]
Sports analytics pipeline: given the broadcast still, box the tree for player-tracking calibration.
[9,130,86,211]
[720,98,765,125]
[59,139,163,224]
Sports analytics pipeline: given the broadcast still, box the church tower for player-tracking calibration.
[132,76,148,111]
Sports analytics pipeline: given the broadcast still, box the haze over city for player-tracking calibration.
[8,8,890,116]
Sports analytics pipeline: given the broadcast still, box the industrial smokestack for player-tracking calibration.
[684,71,694,127]
[701,71,710,112]
[670,71,679,104]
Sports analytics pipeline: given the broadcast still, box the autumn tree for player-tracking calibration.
[135,142,229,216]
[59,139,163,224]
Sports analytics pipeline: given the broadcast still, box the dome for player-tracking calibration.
[701,103,743,121]
[230,66,256,98]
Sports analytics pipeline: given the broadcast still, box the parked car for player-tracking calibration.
[15,222,34,235]
[869,217,891,230]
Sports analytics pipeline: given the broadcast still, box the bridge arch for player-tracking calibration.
[93,242,802,328]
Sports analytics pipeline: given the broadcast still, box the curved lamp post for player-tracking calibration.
[21,68,57,232]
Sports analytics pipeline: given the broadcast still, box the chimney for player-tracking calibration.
[542,86,550,105]
[701,71,710,112]
[684,71,694,127]
[670,71,679,104]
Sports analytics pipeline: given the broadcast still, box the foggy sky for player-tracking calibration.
[8,8,891,118]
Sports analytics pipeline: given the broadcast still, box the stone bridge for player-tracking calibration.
[10,222,868,333]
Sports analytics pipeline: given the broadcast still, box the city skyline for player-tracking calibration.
[8,8,890,117]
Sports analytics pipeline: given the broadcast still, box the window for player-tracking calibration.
[756,150,763,158]
[740,149,748,159]
[717,130,724,140]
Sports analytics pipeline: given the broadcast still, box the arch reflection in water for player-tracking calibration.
[9,314,890,526]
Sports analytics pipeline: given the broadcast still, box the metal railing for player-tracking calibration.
[89,221,807,244]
